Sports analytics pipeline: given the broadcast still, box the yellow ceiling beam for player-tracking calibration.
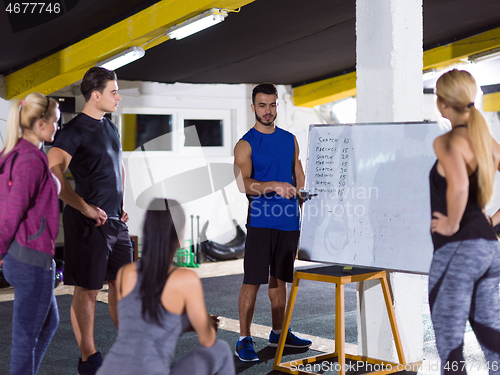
[6,0,254,100]
[483,91,500,112]
[293,27,500,108]
[293,72,357,108]
[423,27,500,70]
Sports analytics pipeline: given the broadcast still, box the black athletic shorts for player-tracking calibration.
[243,227,300,285]
[62,205,133,290]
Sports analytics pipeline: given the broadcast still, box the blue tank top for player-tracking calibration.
[241,127,300,231]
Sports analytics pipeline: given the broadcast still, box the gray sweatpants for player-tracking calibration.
[171,339,235,375]
[429,239,500,375]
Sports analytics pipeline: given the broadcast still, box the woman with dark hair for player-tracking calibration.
[429,69,500,374]
[0,92,60,374]
[97,199,234,375]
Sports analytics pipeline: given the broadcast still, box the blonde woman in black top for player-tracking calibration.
[429,69,500,374]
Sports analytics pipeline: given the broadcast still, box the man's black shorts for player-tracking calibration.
[243,227,300,285]
[62,205,133,290]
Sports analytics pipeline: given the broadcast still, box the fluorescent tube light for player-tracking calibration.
[166,8,228,40]
[469,47,500,63]
[97,47,145,71]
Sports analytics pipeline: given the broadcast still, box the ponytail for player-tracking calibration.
[1,93,57,157]
[2,99,23,156]
[467,106,494,206]
[436,69,495,206]
[139,199,185,326]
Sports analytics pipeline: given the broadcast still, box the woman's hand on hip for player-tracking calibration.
[431,211,459,236]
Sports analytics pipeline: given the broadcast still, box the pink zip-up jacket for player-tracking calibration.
[0,139,59,265]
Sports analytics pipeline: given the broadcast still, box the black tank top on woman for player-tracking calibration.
[429,160,497,251]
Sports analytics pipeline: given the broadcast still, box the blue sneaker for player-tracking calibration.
[235,337,259,362]
[268,328,312,348]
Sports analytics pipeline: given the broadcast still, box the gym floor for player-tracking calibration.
[0,259,488,374]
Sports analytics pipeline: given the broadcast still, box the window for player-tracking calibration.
[119,108,232,155]
[121,114,172,151]
[135,114,172,150]
[184,119,223,147]
[178,110,232,155]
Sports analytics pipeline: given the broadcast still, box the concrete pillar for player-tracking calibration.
[356,0,423,123]
[355,0,424,364]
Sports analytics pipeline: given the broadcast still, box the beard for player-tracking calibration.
[255,112,277,126]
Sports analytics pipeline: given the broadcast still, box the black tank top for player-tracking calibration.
[429,161,497,251]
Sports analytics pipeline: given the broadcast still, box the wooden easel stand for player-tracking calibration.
[273,266,416,375]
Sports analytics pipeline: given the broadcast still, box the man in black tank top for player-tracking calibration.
[48,67,133,375]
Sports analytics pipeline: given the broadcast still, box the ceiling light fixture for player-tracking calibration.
[166,8,228,40]
[97,46,145,70]
[469,47,500,63]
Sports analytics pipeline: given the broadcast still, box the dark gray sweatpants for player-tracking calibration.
[429,239,500,375]
[171,339,235,375]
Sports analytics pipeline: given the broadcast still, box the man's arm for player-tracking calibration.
[120,163,129,223]
[293,136,306,205]
[293,136,305,190]
[47,147,107,226]
[233,139,297,199]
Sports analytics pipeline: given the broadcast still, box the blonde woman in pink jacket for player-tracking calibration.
[0,92,60,375]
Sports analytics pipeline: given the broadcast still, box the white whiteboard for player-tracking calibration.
[299,122,448,274]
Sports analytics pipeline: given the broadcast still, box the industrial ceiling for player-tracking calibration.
[2,0,500,106]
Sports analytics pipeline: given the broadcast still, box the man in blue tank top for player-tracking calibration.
[233,83,312,362]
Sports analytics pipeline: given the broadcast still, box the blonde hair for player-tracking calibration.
[436,69,494,207]
[1,93,58,157]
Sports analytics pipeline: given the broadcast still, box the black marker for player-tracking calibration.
[299,190,318,202]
